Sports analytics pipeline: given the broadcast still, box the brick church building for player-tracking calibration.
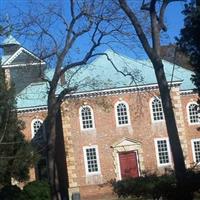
[1,35,200,200]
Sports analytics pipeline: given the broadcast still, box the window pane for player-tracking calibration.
[157,139,170,165]
[86,147,99,173]
[117,103,129,125]
[152,98,164,121]
[81,106,94,129]
[193,140,200,163]
[189,104,199,124]
[33,120,42,135]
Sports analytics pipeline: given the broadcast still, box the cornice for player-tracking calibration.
[17,106,47,114]
[17,81,182,113]
[180,90,196,96]
[2,47,45,67]
[65,81,182,99]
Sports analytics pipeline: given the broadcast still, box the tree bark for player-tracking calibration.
[47,94,62,200]
[118,1,193,199]
[152,60,186,174]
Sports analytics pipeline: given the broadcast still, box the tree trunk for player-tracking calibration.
[153,59,193,200]
[47,96,62,200]
[118,1,193,198]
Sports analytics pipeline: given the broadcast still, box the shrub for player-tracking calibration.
[112,170,200,200]
[112,174,163,199]
[19,180,50,200]
[0,185,22,200]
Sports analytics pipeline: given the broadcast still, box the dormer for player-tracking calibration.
[0,35,46,94]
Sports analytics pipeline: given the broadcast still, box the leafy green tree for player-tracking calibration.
[0,185,21,200]
[19,181,50,200]
[0,68,36,186]
[177,3,200,100]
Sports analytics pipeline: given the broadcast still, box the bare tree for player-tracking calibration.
[6,1,126,199]
[117,0,192,199]
[3,0,192,198]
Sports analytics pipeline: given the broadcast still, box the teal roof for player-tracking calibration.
[2,35,21,46]
[16,82,49,109]
[63,50,194,91]
[1,55,11,64]
[16,49,194,109]
[16,81,63,109]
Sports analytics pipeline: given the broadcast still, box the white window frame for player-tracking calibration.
[31,119,43,138]
[191,138,200,165]
[150,97,164,123]
[79,105,95,131]
[187,102,200,125]
[83,145,101,176]
[154,138,172,167]
[115,100,130,127]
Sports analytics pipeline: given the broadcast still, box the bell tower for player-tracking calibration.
[1,35,21,57]
[0,35,45,94]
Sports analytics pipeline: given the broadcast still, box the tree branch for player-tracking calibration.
[150,0,161,56]
[158,0,169,31]
[118,0,155,60]
[59,22,104,77]
[70,0,75,19]
[91,52,141,86]
[33,19,58,50]
[0,111,9,143]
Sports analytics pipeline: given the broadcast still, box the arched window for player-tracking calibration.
[187,102,199,124]
[151,97,164,122]
[115,101,130,126]
[80,106,95,130]
[31,119,43,138]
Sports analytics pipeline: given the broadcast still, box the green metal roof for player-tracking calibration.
[16,82,49,109]
[16,49,194,109]
[1,55,11,64]
[2,35,21,46]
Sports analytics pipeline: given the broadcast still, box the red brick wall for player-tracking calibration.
[18,110,47,181]
[79,184,117,200]
[63,89,177,198]
[18,90,199,199]
[180,93,200,166]
[18,110,47,140]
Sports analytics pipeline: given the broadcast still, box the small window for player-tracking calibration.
[115,101,130,126]
[83,145,101,175]
[187,103,199,125]
[151,97,164,122]
[31,119,43,138]
[80,106,95,130]
[155,138,171,166]
[191,139,200,164]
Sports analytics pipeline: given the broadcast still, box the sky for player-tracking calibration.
[0,0,186,60]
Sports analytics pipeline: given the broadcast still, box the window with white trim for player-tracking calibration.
[151,97,164,121]
[80,106,95,130]
[115,101,130,126]
[187,103,199,124]
[31,119,43,138]
[83,146,100,175]
[155,138,171,166]
[191,139,200,164]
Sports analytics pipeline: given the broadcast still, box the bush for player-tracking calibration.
[19,180,50,200]
[112,170,200,200]
[112,174,164,199]
[0,185,22,200]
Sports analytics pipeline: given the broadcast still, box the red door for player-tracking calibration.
[119,151,139,179]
